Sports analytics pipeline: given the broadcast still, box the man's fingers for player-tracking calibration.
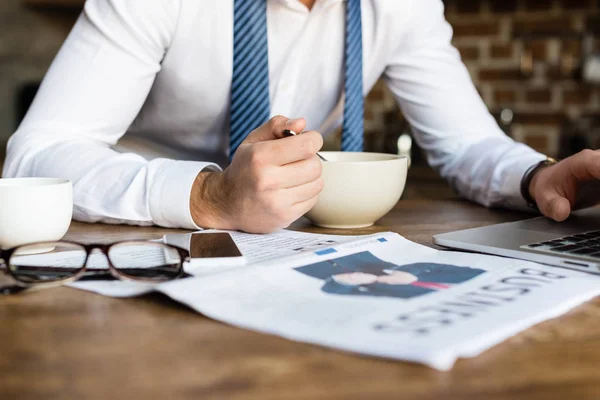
[275,156,322,188]
[291,195,320,218]
[537,190,572,222]
[243,115,287,144]
[285,177,324,205]
[255,130,323,166]
[273,117,306,139]
[243,116,307,144]
[568,149,600,182]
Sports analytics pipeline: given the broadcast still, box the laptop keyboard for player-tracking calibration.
[522,230,600,259]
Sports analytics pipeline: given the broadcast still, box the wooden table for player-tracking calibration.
[2,179,600,400]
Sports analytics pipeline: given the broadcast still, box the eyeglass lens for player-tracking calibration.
[8,242,87,284]
[107,242,182,281]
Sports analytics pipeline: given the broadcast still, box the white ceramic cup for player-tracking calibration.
[0,178,73,250]
[305,152,408,229]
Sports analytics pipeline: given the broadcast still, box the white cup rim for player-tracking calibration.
[0,178,71,188]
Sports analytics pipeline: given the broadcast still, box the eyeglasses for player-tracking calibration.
[0,241,190,294]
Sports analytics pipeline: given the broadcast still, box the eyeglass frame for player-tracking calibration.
[0,240,190,291]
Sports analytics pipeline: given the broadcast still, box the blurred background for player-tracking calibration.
[0,0,599,176]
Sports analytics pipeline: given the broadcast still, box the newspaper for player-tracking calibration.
[47,230,600,369]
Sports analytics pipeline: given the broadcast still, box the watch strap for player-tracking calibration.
[520,157,558,210]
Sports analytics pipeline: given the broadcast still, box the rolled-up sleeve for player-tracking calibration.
[2,0,219,229]
[384,0,546,211]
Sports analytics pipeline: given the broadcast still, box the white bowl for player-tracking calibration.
[306,152,408,229]
[0,178,73,249]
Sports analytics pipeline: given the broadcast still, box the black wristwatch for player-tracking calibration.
[520,157,558,210]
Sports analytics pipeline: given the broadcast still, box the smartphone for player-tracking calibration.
[163,232,246,267]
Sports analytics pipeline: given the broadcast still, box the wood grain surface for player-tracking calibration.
[1,179,599,400]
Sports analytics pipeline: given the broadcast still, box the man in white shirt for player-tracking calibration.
[3,0,600,233]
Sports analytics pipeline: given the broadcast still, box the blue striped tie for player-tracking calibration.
[229,0,364,157]
[229,0,271,157]
[341,0,364,152]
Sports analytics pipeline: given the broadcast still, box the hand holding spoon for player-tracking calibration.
[283,129,328,162]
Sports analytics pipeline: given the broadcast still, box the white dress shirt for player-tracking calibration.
[3,0,545,229]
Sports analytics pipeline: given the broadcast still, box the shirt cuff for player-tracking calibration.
[149,160,222,229]
[498,147,546,212]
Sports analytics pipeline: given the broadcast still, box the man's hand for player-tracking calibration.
[190,115,324,233]
[529,149,600,222]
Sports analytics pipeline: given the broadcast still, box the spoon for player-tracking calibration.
[283,130,328,162]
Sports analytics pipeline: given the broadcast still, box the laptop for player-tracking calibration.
[433,207,600,274]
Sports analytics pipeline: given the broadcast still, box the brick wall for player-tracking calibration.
[363,0,600,159]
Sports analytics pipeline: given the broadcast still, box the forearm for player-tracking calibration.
[4,133,218,228]
[384,0,546,211]
[438,136,546,210]
[0,0,210,227]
